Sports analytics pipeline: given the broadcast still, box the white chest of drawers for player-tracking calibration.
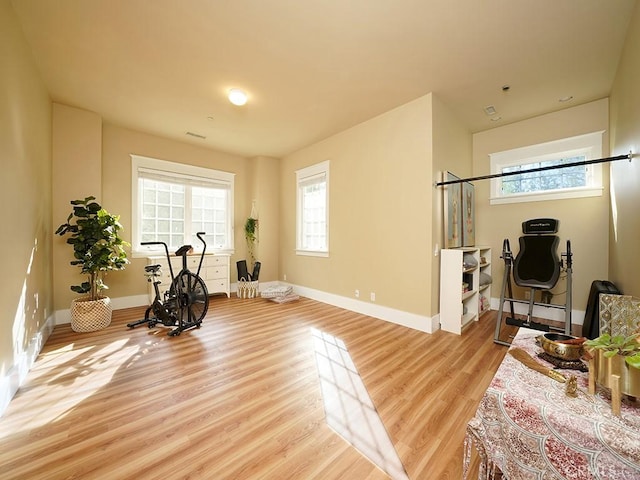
[146,253,230,302]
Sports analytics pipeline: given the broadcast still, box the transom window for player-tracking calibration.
[501,155,587,194]
[296,160,329,256]
[489,131,604,205]
[132,155,235,255]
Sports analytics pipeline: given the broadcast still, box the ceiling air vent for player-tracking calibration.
[186,131,207,140]
[483,105,497,116]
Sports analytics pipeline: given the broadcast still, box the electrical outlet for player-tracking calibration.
[284,274,287,281]
[355,289,360,298]
[370,292,376,302]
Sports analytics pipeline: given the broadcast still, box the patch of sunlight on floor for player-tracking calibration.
[312,328,410,480]
[0,338,140,438]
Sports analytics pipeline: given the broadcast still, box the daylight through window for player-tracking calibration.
[296,161,329,256]
[132,155,235,254]
[501,155,587,195]
[489,131,604,205]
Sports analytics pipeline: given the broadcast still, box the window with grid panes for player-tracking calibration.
[501,155,587,194]
[489,131,604,205]
[296,160,329,256]
[132,155,234,255]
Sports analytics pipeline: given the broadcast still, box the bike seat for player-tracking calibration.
[144,264,162,274]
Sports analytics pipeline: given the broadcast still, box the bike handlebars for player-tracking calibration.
[141,233,208,279]
[195,232,206,276]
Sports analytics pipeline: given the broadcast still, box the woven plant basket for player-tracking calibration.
[70,296,112,332]
[237,279,259,299]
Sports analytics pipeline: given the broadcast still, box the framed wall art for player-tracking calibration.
[443,171,462,248]
[462,181,475,247]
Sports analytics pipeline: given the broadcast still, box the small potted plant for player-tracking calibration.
[584,332,640,397]
[56,196,129,332]
[244,215,258,267]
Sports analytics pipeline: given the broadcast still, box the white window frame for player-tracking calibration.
[489,131,604,205]
[296,160,330,257]
[131,154,235,257]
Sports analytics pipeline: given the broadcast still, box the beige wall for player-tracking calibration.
[101,123,250,300]
[279,94,433,319]
[51,111,281,311]
[3,0,639,417]
[246,156,280,283]
[52,114,284,308]
[609,1,640,297]
[473,99,610,318]
[431,95,473,316]
[52,104,102,310]
[0,0,52,388]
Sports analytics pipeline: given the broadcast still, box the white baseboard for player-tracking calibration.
[5,286,584,419]
[5,284,434,419]
[53,285,283,324]
[490,297,585,326]
[289,283,439,334]
[0,313,56,418]
[35,281,435,355]
[54,294,150,325]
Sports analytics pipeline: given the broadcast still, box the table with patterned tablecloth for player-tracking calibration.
[464,328,640,479]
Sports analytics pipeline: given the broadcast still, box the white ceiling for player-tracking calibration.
[12,0,637,158]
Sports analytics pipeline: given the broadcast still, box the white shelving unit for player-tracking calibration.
[440,246,492,334]
[478,246,492,317]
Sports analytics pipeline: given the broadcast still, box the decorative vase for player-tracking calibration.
[70,296,112,332]
[593,349,640,398]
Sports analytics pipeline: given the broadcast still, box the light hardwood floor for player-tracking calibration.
[0,296,512,479]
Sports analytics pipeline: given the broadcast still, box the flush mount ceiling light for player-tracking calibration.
[228,88,248,106]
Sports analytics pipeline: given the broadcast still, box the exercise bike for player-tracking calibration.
[127,232,209,336]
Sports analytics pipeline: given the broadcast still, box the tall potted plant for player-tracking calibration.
[56,196,129,332]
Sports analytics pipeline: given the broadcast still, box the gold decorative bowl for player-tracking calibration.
[538,333,584,361]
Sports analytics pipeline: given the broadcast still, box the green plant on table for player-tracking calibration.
[584,332,640,369]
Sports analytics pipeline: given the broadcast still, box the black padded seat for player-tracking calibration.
[513,235,560,290]
[494,218,572,346]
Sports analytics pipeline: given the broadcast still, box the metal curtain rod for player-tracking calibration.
[435,152,633,187]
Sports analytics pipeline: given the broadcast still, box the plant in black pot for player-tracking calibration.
[56,196,129,332]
